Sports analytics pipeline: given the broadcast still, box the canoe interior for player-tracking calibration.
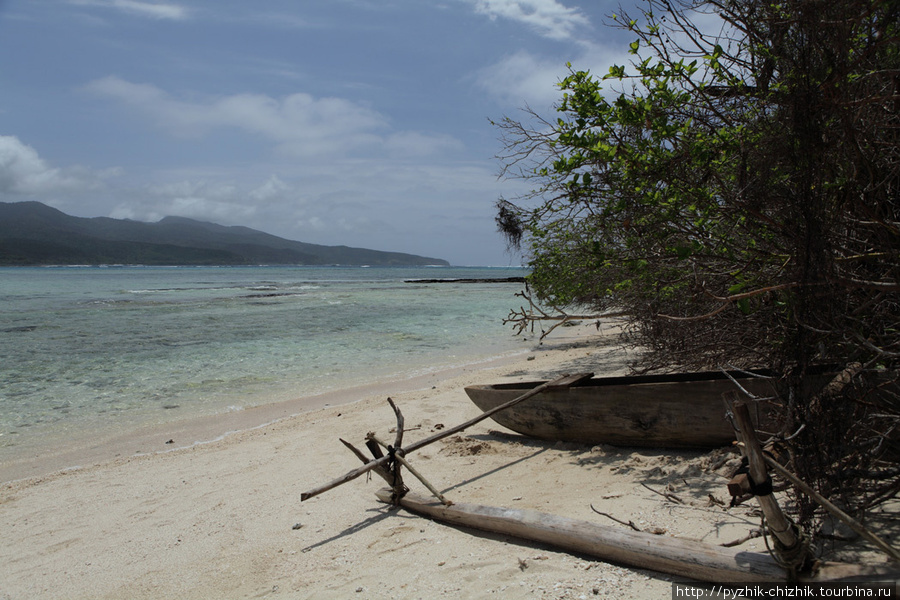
[480,368,801,391]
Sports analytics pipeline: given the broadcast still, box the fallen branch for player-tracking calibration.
[590,505,641,531]
[503,289,624,339]
[641,482,684,504]
[721,528,763,548]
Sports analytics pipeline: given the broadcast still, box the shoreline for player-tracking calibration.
[3,322,888,599]
[0,264,530,482]
[0,345,536,485]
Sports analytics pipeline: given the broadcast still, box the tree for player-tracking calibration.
[497,0,899,534]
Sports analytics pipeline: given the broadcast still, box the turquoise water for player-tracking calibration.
[0,266,528,458]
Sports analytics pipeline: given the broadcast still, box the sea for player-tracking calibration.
[0,265,530,465]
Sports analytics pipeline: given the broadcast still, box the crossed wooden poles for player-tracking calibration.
[301,373,593,505]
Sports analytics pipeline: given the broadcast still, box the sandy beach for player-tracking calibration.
[1,324,892,599]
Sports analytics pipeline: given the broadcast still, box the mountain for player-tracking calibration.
[0,201,449,267]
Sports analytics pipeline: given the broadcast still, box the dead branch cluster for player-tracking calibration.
[502,287,622,340]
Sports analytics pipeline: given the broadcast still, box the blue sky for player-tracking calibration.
[0,0,638,265]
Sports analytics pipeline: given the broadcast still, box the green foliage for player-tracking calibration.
[495,0,900,524]
[498,0,899,370]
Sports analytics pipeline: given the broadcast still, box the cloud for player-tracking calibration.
[248,175,290,203]
[83,77,388,157]
[0,135,105,195]
[67,0,189,20]
[384,132,464,158]
[468,0,590,40]
[109,177,262,223]
[84,76,464,159]
[476,40,636,109]
[475,50,569,109]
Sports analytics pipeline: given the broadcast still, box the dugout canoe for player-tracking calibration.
[464,369,787,449]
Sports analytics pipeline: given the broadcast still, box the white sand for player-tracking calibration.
[0,324,884,599]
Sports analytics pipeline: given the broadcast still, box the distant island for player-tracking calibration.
[0,201,449,267]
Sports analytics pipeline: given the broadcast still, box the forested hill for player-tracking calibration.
[0,201,450,267]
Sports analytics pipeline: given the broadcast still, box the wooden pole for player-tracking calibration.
[402,372,592,455]
[301,372,592,501]
[388,397,404,449]
[734,401,799,547]
[340,438,393,484]
[762,454,900,562]
[384,397,407,500]
[729,396,808,570]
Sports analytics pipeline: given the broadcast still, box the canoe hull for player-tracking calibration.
[464,370,782,448]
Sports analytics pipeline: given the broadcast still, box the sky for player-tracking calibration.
[0,0,641,266]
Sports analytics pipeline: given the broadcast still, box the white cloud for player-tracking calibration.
[384,132,464,158]
[468,0,589,40]
[109,177,263,224]
[84,77,388,157]
[67,0,189,20]
[84,76,465,159]
[166,195,256,222]
[475,50,568,109]
[248,175,290,203]
[0,135,105,195]
[476,40,635,109]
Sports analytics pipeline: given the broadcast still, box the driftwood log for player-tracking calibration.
[376,489,900,584]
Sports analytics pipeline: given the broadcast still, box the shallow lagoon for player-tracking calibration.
[0,265,528,460]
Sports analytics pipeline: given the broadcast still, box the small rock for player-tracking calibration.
[292,523,303,530]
